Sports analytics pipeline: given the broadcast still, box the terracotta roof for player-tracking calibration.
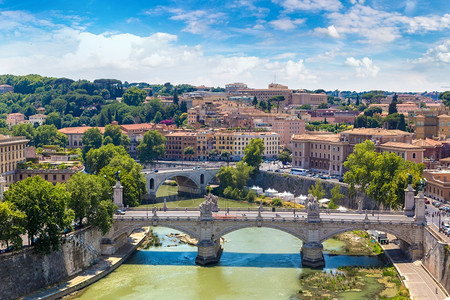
[379,142,422,150]
[292,133,340,142]
[120,123,155,131]
[59,126,125,135]
[340,128,411,136]
[412,138,442,147]
[439,157,450,162]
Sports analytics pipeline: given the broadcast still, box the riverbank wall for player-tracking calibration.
[248,171,375,209]
[0,227,102,300]
[422,227,450,294]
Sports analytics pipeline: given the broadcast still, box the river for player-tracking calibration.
[71,227,386,299]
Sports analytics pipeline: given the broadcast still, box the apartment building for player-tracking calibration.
[414,109,449,139]
[291,128,417,176]
[269,117,305,146]
[196,131,214,160]
[291,91,327,106]
[164,131,198,160]
[292,133,348,176]
[423,169,450,203]
[0,134,28,185]
[233,131,280,159]
[28,114,47,126]
[225,83,248,94]
[58,125,104,148]
[236,83,293,106]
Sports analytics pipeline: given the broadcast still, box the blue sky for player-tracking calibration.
[0,0,449,92]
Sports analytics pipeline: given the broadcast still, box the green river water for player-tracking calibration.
[71,227,386,300]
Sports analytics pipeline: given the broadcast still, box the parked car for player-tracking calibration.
[193,166,201,170]
[425,199,430,204]
[115,210,126,215]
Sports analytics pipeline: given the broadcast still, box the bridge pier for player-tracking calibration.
[301,242,325,268]
[195,239,223,266]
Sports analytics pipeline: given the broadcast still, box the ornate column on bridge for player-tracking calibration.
[404,174,415,217]
[301,195,325,268]
[195,194,223,265]
[113,180,124,209]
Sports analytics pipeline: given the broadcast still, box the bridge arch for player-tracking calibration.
[111,222,201,242]
[214,223,307,243]
[319,225,415,245]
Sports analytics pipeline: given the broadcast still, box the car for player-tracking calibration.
[274,169,281,173]
[193,166,201,170]
[152,169,159,173]
[115,210,126,215]
[425,199,430,204]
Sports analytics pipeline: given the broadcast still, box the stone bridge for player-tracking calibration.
[143,168,219,200]
[103,188,427,268]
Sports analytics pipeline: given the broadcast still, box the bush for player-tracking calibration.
[272,198,283,207]
[247,190,256,202]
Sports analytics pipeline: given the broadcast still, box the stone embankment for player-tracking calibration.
[422,226,450,294]
[248,171,375,209]
[0,227,102,300]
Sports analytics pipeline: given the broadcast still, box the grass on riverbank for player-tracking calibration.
[296,266,410,299]
[329,230,383,256]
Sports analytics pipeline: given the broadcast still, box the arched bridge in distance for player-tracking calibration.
[143,168,220,200]
[103,191,427,268]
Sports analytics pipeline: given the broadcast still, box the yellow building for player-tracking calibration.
[213,131,235,153]
[233,132,280,159]
[0,134,29,186]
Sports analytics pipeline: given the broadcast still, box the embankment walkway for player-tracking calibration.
[24,228,149,300]
[382,234,448,300]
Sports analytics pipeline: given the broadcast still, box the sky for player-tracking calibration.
[0,0,449,92]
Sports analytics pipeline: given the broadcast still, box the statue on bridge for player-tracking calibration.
[199,193,219,219]
[306,194,320,221]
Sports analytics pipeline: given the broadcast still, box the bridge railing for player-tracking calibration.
[127,207,406,215]
[113,215,418,225]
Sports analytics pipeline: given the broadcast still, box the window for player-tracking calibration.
[412,153,416,159]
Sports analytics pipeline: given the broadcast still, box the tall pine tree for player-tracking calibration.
[389,93,398,115]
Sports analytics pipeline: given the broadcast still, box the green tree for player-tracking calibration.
[363,106,382,117]
[12,123,36,142]
[85,144,128,174]
[173,88,179,105]
[344,140,378,196]
[268,95,285,113]
[103,124,124,146]
[137,130,166,163]
[122,86,147,106]
[35,125,68,147]
[329,185,343,209]
[4,176,74,253]
[439,91,450,106]
[278,148,292,165]
[100,166,141,207]
[220,150,231,166]
[356,94,360,106]
[308,179,325,200]
[82,127,103,157]
[44,112,62,129]
[0,202,26,250]
[317,102,329,109]
[67,173,114,233]
[252,96,258,107]
[153,111,163,124]
[233,161,253,189]
[183,146,195,160]
[243,138,265,170]
[388,93,398,115]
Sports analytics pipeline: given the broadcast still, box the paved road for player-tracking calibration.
[383,236,448,300]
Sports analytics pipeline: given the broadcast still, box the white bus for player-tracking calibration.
[290,168,307,176]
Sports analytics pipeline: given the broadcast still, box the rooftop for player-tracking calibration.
[292,133,340,142]
[340,128,412,136]
[379,141,423,150]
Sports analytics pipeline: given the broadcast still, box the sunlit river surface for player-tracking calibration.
[71,227,384,300]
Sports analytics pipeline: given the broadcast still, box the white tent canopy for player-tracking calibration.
[337,206,348,211]
[277,191,295,201]
[265,188,278,197]
[318,198,330,203]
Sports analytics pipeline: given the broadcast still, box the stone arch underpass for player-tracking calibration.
[102,215,425,268]
[144,168,219,200]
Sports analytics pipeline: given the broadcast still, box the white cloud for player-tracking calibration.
[166,8,227,36]
[344,57,379,77]
[314,25,340,38]
[270,17,305,30]
[273,52,297,59]
[324,4,450,44]
[412,40,450,64]
[273,0,343,12]
[306,48,339,62]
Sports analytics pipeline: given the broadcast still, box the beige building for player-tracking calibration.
[236,83,293,106]
[292,133,348,176]
[0,134,28,185]
[423,169,450,202]
[6,113,26,127]
[28,114,48,126]
[377,142,424,164]
[291,92,327,106]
